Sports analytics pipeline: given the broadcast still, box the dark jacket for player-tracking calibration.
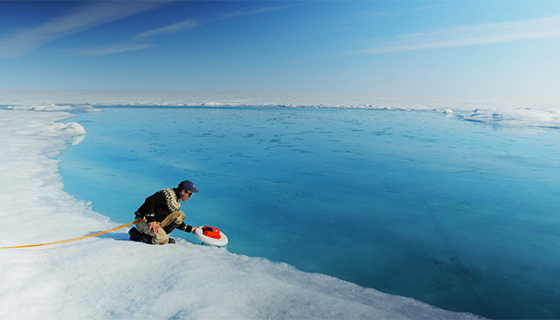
[135,188,193,232]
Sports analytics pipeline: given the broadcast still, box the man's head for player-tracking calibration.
[178,180,199,194]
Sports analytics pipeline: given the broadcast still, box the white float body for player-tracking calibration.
[194,227,228,246]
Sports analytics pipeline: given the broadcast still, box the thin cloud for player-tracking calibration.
[135,5,293,39]
[409,3,451,12]
[343,3,446,25]
[215,5,293,20]
[135,19,201,39]
[68,43,157,57]
[0,1,169,58]
[351,14,560,55]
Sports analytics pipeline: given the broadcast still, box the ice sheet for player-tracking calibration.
[0,96,484,319]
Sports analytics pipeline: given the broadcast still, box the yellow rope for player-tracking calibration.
[0,219,143,250]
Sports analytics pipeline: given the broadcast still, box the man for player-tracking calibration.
[129,180,199,245]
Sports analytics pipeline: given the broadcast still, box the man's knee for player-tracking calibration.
[174,211,185,224]
[153,233,169,245]
[168,211,185,224]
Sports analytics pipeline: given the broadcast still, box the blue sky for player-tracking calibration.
[1,1,559,97]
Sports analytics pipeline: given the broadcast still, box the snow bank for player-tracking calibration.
[2,89,559,129]
[0,107,482,319]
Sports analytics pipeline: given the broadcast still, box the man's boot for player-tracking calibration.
[129,227,154,244]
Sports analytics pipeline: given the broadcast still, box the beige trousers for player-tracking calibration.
[136,211,185,245]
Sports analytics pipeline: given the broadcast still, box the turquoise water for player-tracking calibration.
[59,106,560,319]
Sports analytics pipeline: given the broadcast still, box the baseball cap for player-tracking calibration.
[178,180,199,193]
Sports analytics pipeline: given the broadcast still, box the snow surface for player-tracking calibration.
[4,88,556,319]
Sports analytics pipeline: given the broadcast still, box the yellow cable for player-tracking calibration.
[0,219,143,250]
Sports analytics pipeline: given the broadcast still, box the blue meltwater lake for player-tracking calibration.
[59,106,560,319]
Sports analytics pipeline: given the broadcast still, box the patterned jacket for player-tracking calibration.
[135,188,193,232]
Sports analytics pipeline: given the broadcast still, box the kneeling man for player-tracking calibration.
[129,180,199,245]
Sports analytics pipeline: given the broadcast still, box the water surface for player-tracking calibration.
[59,106,560,319]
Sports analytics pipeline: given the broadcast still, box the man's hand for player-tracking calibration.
[148,222,160,234]
[191,226,199,234]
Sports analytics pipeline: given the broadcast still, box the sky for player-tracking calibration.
[1,1,560,97]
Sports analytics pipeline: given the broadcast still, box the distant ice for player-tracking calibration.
[1,89,559,128]
[464,108,560,128]
[0,90,487,319]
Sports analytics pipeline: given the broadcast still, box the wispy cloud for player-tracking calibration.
[68,43,157,57]
[74,4,294,57]
[134,19,201,39]
[409,3,451,13]
[351,14,560,55]
[342,3,447,25]
[0,1,169,58]
[135,5,293,39]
